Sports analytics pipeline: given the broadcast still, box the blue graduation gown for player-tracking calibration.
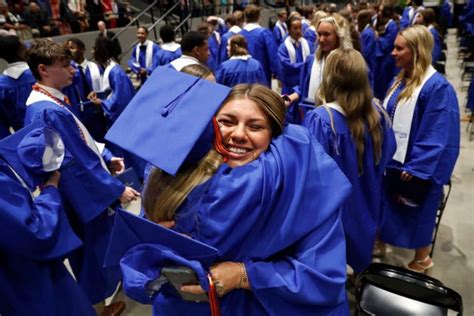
[218,29,240,63]
[0,159,95,316]
[215,57,267,87]
[240,26,280,86]
[152,47,182,69]
[102,64,135,127]
[303,26,317,53]
[207,33,220,72]
[0,69,36,138]
[360,26,377,91]
[121,125,352,315]
[303,105,396,273]
[400,7,412,29]
[374,20,399,100]
[127,42,160,77]
[380,73,460,248]
[278,40,309,94]
[429,27,442,64]
[62,63,86,119]
[272,22,287,46]
[25,104,125,303]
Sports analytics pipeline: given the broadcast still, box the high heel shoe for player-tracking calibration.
[406,256,434,273]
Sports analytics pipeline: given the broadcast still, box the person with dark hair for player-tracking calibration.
[24,38,138,315]
[218,10,244,63]
[415,8,442,64]
[278,15,311,123]
[358,9,377,90]
[65,37,107,142]
[97,20,122,56]
[197,21,220,72]
[240,4,279,87]
[127,27,160,85]
[0,35,36,138]
[169,31,209,71]
[215,34,266,87]
[400,0,425,28]
[152,25,182,69]
[273,9,288,46]
[373,4,399,100]
[90,36,135,128]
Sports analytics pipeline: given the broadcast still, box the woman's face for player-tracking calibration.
[317,22,339,54]
[414,13,425,25]
[392,35,414,70]
[216,98,272,168]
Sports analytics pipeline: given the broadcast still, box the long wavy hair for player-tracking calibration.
[318,48,386,173]
[143,84,286,223]
[387,25,433,102]
[315,15,352,61]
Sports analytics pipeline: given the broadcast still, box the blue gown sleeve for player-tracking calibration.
[404,78,460,184]
[245,209,348,315]
[0,170,81,261]
[102,67,135,123]
[263,30,280,79]
[278,43,307,89]
[376,22,398,56]
[148,44,160,74]
[102,147,113,164]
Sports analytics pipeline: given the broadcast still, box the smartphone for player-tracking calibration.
[161,266,209,302]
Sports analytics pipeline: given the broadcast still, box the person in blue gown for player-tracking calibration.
[278,15,312,123]
[198,22,221,72]
[240,4,280,87]
[0,35,36,138]
[303,11,327,54]
[303,49,396,273]
[127,27,160,86]
[23,39,139,309]
[358,10,377,91]
[105,69,352,315]
[218,11,244,64]
[65,37,108,142]
[272,9,288,46]
[152,25,182,69]
[90,36,135,129]
[374,5,399,100]
[0,121,96,316]
[296,15,353,116]
[415,9,442,64]
[215,34,266,87]
[379,26,460,272]
[400,0,425,29]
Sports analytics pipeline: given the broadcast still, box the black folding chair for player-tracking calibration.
[355,263,463,316]
[430,180,452,258]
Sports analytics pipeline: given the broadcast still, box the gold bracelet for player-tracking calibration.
[238,262,249,290]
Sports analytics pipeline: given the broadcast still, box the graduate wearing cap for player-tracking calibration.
[0,35,36,139]
[106,67,351,315]
[0,120,96,316]
[23,39,139,308]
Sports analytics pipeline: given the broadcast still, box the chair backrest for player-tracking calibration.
[355,263,463,316]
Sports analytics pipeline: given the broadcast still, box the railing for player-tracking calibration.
[117,1,181,60]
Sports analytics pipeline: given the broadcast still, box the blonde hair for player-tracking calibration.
[315,15,352,61]
[311,10,328,27]
[143,84,286,223]
[387,25,433,102]
[144,150,223,223]
[318,49,386,173]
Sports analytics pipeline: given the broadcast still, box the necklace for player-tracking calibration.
[387,80,403,121]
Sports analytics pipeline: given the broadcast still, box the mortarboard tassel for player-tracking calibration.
[212,117,230,163]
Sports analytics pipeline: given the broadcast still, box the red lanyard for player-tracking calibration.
[32,84,86,143]
[207,274,221,316]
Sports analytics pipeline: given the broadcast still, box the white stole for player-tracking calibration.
[228,25,241,34]
[275,20,287,38]
[230,55,252,61]
[383,65,436,164]
[283,37,310,64]
[102,59,117,95]
[213,31,221,45]
[3,62,30,79]
[86,60,102,92]
[325,101,346,116]
[170,55,199,71]
[161,42,180,52]
[243,23,262,32]
[25,90,109,172]
[134,40,154,69]
[307,57,325,101]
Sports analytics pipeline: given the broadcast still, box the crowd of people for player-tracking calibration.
[0,0,472,315]
[0,0,134,39]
